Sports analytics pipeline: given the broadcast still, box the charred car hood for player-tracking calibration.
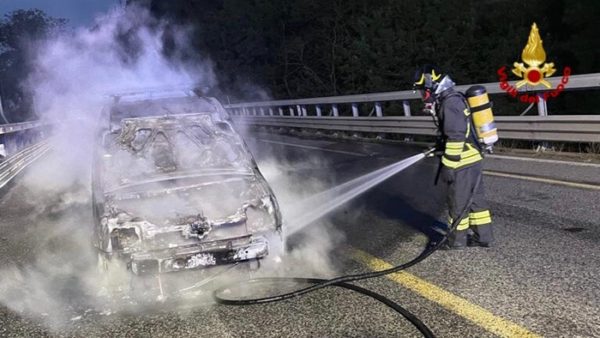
[106,173,268,226]
[99,173,279,254]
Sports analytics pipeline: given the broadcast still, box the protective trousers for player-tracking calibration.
[446,162,493,246]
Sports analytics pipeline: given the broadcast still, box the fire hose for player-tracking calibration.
[213,147,483,338]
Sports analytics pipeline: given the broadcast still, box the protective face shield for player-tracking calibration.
[434,75,456,96]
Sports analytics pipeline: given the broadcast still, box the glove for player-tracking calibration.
[441,166,456,183]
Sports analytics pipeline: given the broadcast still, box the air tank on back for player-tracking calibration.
[466,85,498,151]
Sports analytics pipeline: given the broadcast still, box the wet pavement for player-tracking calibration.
[0,131,598,337]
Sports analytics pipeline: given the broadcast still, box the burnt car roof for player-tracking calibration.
[108,96,228,131]
[119,113,218,130]
[101,112,253,191]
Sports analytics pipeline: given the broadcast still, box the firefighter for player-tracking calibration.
[413,65,494,249]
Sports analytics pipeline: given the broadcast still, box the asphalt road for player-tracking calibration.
[0,131,599,337]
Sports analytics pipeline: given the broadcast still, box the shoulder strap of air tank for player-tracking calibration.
[447,91,483,153]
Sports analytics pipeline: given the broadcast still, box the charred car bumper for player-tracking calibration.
[130,235,268,275]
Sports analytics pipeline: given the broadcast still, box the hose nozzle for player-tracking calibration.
[423,147,437,157]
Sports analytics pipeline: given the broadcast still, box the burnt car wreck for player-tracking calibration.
[92,96,282,276]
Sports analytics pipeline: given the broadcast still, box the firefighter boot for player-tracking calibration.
[468,224,494,248]
[443,229,467,250]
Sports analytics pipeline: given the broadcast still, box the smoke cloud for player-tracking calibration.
[0,4,344,331]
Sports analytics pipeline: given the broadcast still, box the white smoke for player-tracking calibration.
[251,156,345,277]
[30,6,214,123]
[0,4,217,327]
[0,3,345,330]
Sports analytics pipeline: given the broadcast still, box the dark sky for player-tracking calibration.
[0,0,122,27]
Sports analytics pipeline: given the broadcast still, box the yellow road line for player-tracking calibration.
[484,170,600,190]
[351,249,542,338]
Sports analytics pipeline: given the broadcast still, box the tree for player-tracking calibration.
[0,9,66,122]
[132,0,600,115]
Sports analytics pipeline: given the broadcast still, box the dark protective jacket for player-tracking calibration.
[437,89,482,170]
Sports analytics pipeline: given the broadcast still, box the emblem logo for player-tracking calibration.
[511,23,556,88]
[497,22,571,103]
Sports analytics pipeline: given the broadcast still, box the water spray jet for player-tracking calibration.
[286,151,430,235]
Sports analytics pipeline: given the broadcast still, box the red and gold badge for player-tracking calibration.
[511,23,556,88]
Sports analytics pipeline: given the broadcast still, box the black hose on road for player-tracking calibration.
[214,150,483,338]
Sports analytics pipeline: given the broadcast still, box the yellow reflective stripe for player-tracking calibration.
[470,210,491,219]
[445,148,463,156]
[462,145,480,156]
[448,217,469,230]
[442,156,460,168]
[445,141,465,157]
[457,217,470,230]
[443,143,483,169]
[470,217,492,225]
[448,217,469,223]
[461,152,481,160]
[444,155,482,168]
[459,154,482,167]
[466,121,471,138]
[446,142,464,149]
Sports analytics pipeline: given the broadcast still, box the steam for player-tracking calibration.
[0,4,217,327]
[251,156,345,277]
[0,3,344,330]
[30,6,214,123]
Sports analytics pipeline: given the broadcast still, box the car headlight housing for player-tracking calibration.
[110,227,140,250]
[245,205,275,233]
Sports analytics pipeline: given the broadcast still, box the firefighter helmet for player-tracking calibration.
[413,65,443,103]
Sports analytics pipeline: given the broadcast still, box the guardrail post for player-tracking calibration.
[536,93,550,151]
[278,107,284,116]
[316,105,322,117]
[0,134,5,159]
[0,95,8,124]
[269,108,274,116]
[403,101,412,116]
[403,100,413,142]
[4,133,16,156]
[289,107,295,116]
[259,108,265,116]
[332,104,339,117]
[375,102,383,117]
[301,105,307,116]
[352,103,359,117]
[537,93,548,116]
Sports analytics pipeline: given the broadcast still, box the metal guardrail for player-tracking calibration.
[232,115,600,143]
[225,73,600,143]
[225,73,600,112]
[0,120,49,160]
[0,121,46,134]
[0,141,50,190]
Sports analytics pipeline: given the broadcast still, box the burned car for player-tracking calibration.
[92,96,282,276]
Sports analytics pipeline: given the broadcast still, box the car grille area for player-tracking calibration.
[130,235,268,275]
